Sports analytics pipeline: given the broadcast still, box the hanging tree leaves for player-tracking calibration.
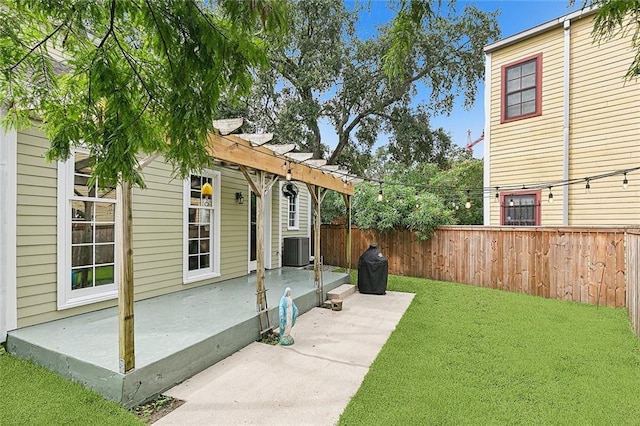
[0,0,288,187]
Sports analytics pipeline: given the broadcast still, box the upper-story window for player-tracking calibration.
[502,54,542,122]
[500,191,541,226]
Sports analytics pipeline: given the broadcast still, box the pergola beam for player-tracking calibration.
[205,133,354,195]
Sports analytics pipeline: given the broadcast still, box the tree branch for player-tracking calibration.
[98,0,117,48]
[188,0,229,40]
[4,22,66,73]
[112,33,154,100]
[144,0,176,77]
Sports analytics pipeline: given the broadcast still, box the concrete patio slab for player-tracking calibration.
[7,267,351,408]
[157,290,415,426]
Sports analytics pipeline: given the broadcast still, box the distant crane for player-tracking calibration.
[465,130,484,154]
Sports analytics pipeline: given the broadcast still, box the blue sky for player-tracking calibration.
[327,0,584,158]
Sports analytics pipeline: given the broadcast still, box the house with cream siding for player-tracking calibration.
[483,7,640,226]
[0,121,315,342]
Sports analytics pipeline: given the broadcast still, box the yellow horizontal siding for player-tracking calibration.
[132,160,251,297]
[15,127,60,327]
[489,15,640,226]
[568,16,640,226]
[15,128,258,326]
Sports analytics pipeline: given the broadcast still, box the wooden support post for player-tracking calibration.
[342,194,352,272]
[308,185,325,306]
[242,170,278,335]
[117,181,134,373]
[254,171,268,334]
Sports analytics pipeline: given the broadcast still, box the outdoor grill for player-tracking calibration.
[357,244,388,295]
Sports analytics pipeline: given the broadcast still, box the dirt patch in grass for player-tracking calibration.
[132,394,185,424]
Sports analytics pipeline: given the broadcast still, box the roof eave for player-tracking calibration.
[484,5,599,54]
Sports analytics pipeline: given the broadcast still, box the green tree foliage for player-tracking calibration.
[321,157,484,239]
[239,0,499,174]
[580,0,640,79]
[385,106,466,169]
[0,0,287,188]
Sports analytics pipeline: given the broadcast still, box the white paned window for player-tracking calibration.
[57,150,117,309]
[183,171,220,283]
[287,193,299,230]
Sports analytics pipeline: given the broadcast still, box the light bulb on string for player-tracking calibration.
[623,173,629,190]
[286,166,292,181]
[494,187,499,203]
[377,183,383,202]
[465,189,471,209]
[548,186,554,204]
[509,198,514,207]
[585,179,591,193]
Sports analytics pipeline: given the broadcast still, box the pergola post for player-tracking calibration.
[342,194,352,272]
[239,167,277,335]
[307,184,326,306]
[117,181,134,373]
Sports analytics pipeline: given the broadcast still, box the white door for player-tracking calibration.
[248,188,272,272]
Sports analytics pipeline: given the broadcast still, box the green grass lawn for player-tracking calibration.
[0,346,142,426]
[3,274,639,425]
[339,274,640,425]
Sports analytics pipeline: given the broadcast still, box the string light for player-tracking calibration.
[585,178,591,193]
[286,166,292,181]
[494,187,499,203]
[377,183,383,202]
[623,173,629,190]
[548,186,554,204]
[465,189,471,209]
[509,198,514,207]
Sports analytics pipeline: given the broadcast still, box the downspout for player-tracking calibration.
[0,111,18,343]
[483,52,492,225]
[563,19,571,225]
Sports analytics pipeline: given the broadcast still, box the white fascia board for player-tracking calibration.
[484,6,598,53]
[0,113,18,341]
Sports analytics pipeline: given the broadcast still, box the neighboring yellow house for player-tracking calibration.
[0,123,314,342]
[483,7,640,226]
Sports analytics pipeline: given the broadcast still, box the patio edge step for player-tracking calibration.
[326,284,356,301]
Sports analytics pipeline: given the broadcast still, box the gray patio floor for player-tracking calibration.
[6,267,351,408]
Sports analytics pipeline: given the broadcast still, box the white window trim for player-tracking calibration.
[287,191,299,231]
[57,150,117,310]
[183,170,221,284]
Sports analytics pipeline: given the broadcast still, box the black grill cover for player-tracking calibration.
[357,244,388,295]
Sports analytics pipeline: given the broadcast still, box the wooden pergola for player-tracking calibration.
[207,119,359,335]
[118,118,359,373]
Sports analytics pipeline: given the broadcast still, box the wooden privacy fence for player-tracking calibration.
[321,225,636,312]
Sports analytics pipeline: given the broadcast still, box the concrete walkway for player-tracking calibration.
[157,291,415,426]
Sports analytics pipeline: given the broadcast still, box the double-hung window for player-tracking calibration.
[502,54,542,122]
[57,150,117,309]
[184,171,220,283]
